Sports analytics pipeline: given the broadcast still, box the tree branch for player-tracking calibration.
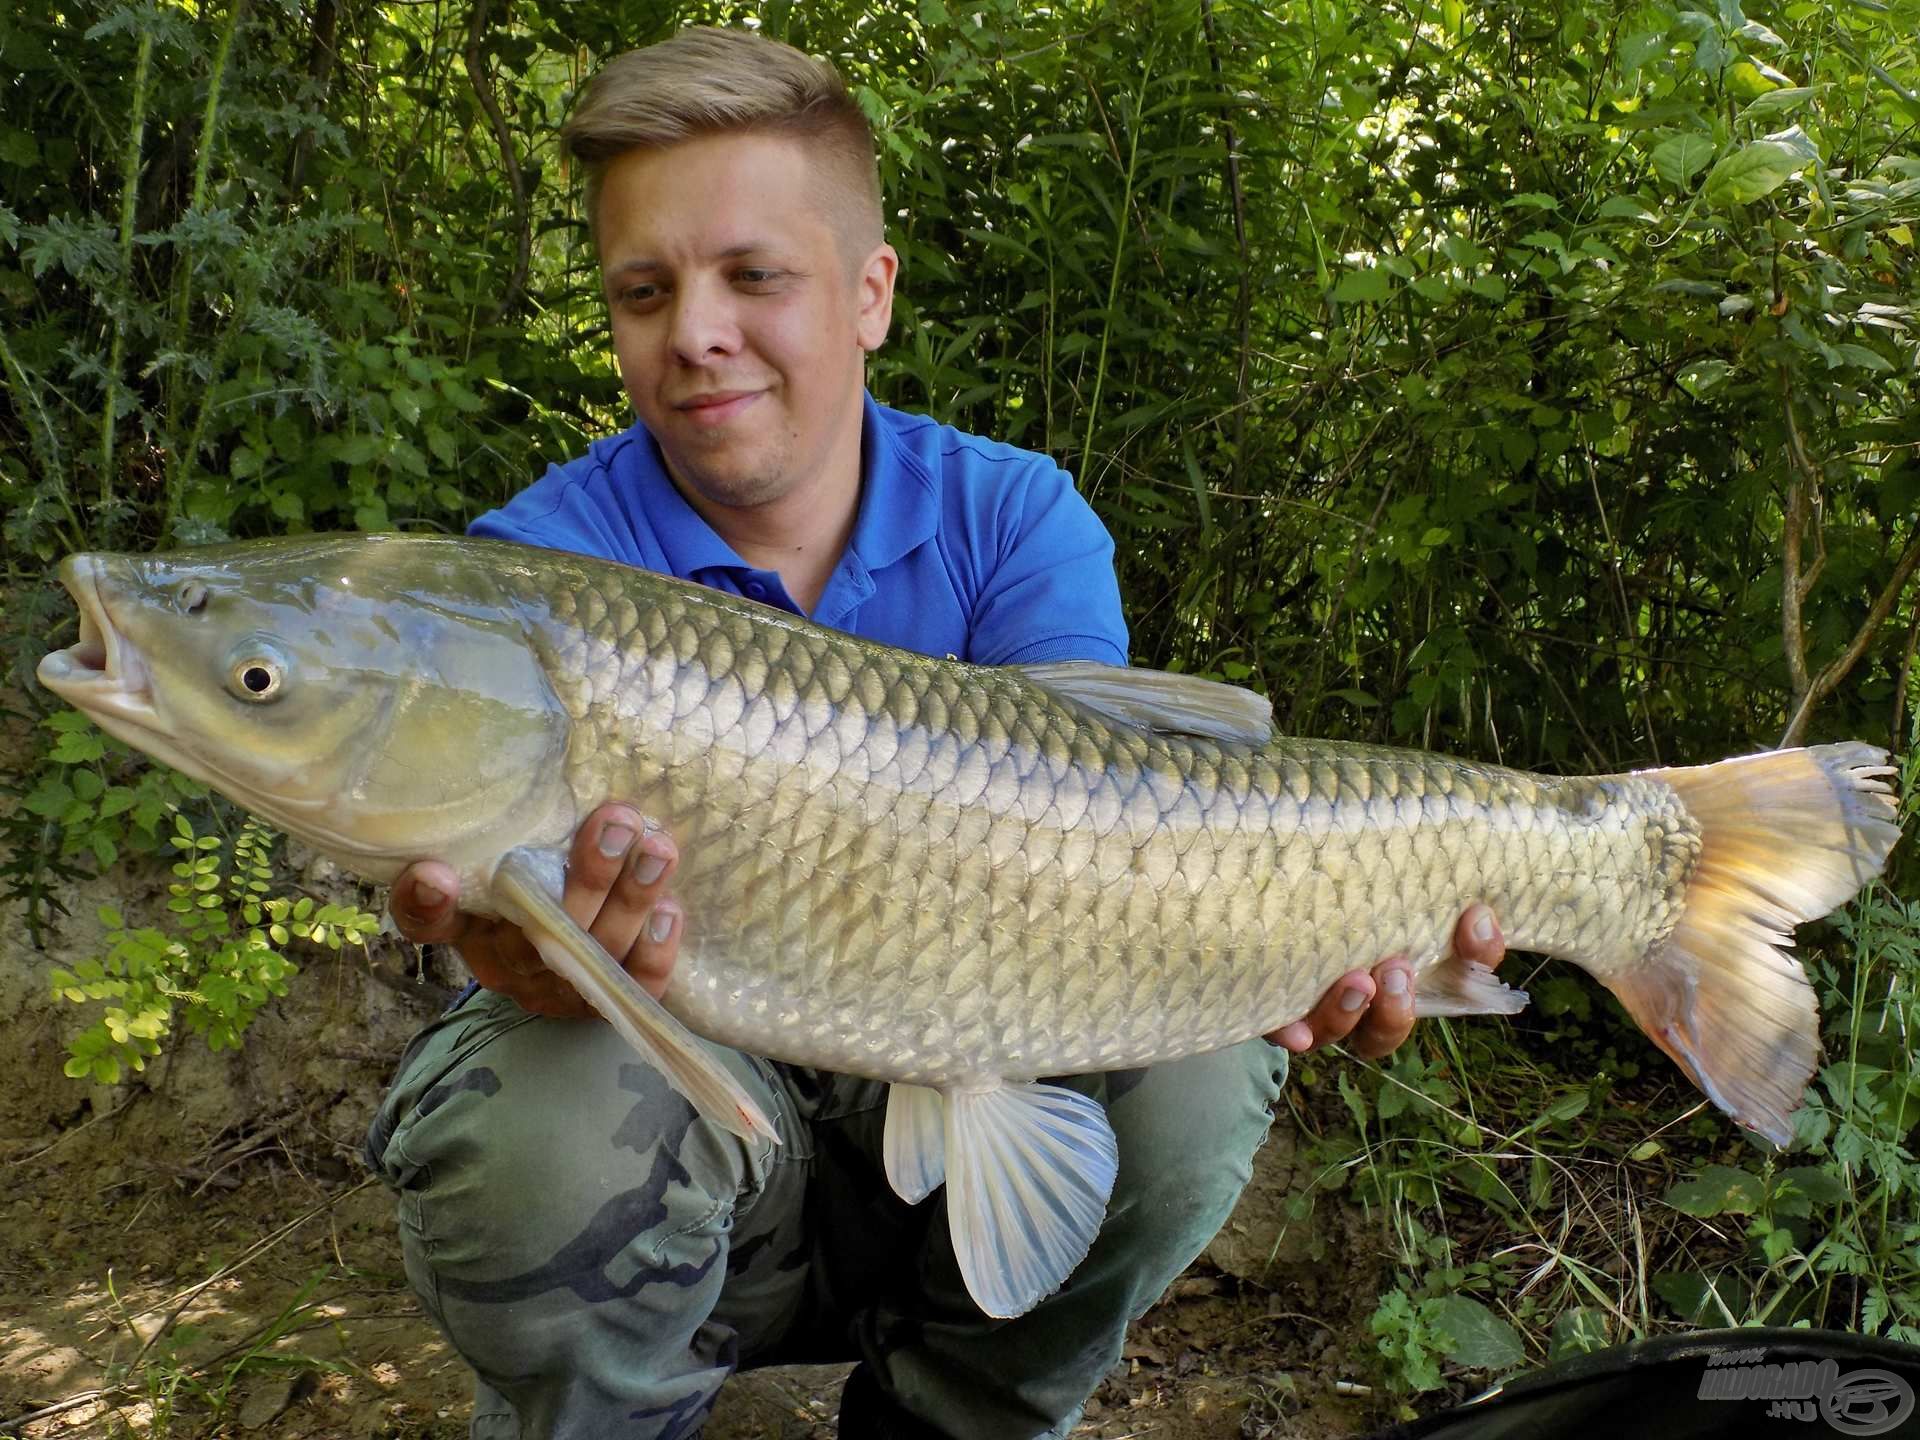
[1780,527,1920,747]
[464,0,529,322]
[1200,0,1252,479]
[1892,600,1919,747]
[1778,366,1818,701]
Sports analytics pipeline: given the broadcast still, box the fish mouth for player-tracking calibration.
[36,556,159,728]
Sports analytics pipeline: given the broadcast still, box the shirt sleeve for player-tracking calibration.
[965,460,1129,667]
[468,451,655,570]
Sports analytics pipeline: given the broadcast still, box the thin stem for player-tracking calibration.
[100,22,155,518]
[165,0,249,526]
[1077,43,1157,496]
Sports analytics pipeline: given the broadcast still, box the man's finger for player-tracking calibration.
[564,803,646,929]
[1347,956,1415,1060]
[1268,969,1377,1053]
[590,819,678,966]
[391,861,468,945]
[1454,903,1505,968]
[629,899,681,1001]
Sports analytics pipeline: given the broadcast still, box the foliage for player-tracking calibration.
[48,812,379,1084]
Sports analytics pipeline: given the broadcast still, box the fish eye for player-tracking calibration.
[226,645,287,704]
[176,580,208,614]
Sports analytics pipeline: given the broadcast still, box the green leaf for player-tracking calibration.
[21,775,74,818]
[1833,343,1892,372]
[1725,60,1782,101]
[1703,136,1812,207]
[1665,1164,1765,1217]
[1331,266,1393,303]
[0,129,39,167]
[1651,133,1716,188]
[1744,86,1816,117]
[1596,195,1656,221]
[1430,1295,1526,1372]
[1776,1165,1847,1206]
[1549,1307,1610,1362]
[333,433,380,465]
[1678,359,1732,396]
[49,730,107,763]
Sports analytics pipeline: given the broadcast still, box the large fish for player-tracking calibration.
[38,535,1902,1317]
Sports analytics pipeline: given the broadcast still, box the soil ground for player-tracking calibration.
[0,724,1407,1440]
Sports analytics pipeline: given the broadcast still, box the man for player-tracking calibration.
[365,27,1505,1439]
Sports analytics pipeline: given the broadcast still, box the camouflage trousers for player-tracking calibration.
[364,988,1288,1440]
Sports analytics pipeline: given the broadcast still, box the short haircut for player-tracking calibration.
[563,27,884,257]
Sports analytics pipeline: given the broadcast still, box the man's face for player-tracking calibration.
[595,132,896,512]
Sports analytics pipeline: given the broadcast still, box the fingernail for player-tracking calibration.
[1340,985,1368,1013]
[633,851,667,886]
[598,824,635,859]
[1384,967,1410,997]
[648,906,676,944]
[1472,909,1495,943]
[413,882,446,909]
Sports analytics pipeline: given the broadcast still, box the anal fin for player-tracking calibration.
[1414,952,1531,1019]
[883,1083,947,1203]
[491,847,778,1146]
[945,1082,1118,1319]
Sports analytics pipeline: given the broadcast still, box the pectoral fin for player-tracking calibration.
[943,1082,1119,1319]
[491,847,778,1146]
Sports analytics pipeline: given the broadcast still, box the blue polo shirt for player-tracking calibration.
[470,392,1128,666]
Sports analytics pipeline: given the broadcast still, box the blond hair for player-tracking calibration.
[564,27,883,254]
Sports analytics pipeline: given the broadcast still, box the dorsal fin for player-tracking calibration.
[1018,660,1273,744]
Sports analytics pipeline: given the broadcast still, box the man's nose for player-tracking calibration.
[668,281,740,363]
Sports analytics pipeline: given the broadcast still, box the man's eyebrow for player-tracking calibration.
[604,243,779,278]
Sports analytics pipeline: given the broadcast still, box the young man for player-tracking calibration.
[366,28,1504,1439]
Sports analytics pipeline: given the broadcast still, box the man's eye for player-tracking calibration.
[617,284,662,305]
[736,269,782,286]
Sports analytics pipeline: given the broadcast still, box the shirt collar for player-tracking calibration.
[641,433,752,581]
[844,392,939,572]
[641,391,940,584]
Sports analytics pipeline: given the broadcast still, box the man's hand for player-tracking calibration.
[1266,904,1506,1059]
[390,803,683,1019]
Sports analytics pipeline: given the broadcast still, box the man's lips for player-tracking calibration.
[673,391,763,428]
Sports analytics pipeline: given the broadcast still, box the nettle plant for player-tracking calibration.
[48,811,379,1086]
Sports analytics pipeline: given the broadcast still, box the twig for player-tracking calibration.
[1200,0,1253,481]
[126,1176,378,1366]
[464,0,530,322]
[1893,603,1919,746]
[1781,528,1920,747]
[1779,366,1821,703]
[2,1390,115,1434]
[1776,367,1919,746]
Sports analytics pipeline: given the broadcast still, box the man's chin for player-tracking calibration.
[665,455,790,512]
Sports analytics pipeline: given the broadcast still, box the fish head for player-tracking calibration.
[37,536,571,880]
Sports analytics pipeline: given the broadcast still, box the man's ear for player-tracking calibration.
[855,242,898,352]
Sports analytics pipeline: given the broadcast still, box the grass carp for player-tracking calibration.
[38,534,1903,1317]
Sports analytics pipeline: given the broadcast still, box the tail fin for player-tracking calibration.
[1608,742,1901,1146]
